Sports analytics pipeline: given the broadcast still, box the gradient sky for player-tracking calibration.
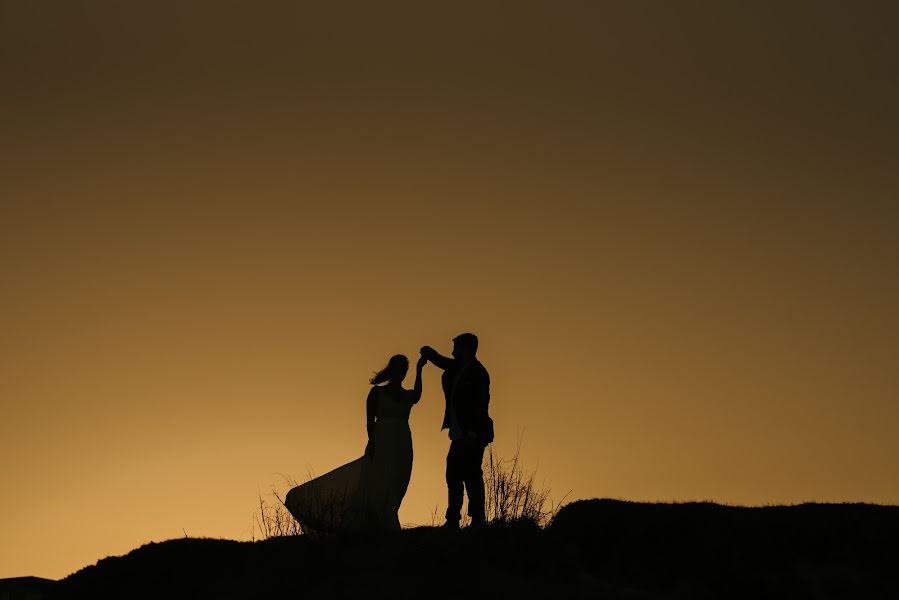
[2,1,898,580]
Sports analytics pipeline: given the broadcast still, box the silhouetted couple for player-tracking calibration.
[285,333,493,533]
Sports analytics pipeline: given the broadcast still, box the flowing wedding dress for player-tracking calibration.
[285,385,414,533]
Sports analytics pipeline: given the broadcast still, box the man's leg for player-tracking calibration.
[444,440,464,525]
[463,442,487,524]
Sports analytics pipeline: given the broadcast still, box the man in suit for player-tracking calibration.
[421,333,493,528]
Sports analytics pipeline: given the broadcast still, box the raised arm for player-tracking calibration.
[421,346,455,371]
[409,355,426,405]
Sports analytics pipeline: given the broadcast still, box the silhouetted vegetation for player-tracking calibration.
[482,439,567,527]
[252,474,303,540]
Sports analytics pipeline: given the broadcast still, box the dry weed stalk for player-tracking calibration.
[483,435,567,527]
[252,474,304,540]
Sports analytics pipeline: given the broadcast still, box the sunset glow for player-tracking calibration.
[2,1,897,580]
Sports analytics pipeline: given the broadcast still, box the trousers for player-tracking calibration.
[445,438,486,523]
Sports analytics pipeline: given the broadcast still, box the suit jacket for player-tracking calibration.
[440,359,493,445]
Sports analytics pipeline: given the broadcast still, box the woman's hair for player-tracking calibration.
[370,354,409,385]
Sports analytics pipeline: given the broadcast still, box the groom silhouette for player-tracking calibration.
[421,333,493,528]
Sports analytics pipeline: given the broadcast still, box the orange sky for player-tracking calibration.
[2,1,898,580]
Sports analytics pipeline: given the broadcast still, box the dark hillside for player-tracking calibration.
[48,500,899,599]
[550,499,899,598]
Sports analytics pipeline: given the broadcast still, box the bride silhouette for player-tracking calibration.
[285,353,425,533]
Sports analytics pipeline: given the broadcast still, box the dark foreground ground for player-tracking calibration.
[44,499,899,599]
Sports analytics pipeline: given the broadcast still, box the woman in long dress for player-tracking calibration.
[285,353,425,533]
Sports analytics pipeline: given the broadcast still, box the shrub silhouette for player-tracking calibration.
[483,437,567,528]
[252,474,303,540]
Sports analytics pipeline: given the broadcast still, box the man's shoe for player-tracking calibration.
[441,520,460,529]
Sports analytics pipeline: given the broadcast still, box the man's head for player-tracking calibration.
[451,333,478,361]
